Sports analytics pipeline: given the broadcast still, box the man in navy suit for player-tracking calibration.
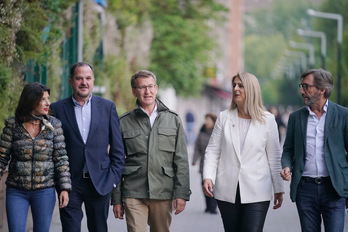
[281,69,348,232]
[51,61,125,232]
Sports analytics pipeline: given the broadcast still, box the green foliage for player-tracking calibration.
[244,33,287,78]
[315,0,348,106]
[104,0,227,110]
[102,55,135,114]
[108,0,150,30]
[0,64,23,132]
[0,0,76,127]
[149,0,227,96]
[243,0,320,106]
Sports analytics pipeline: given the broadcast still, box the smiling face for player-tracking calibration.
[31,91,50,116]
[232,77,246,108]
[69,65,94,103]
[300,74,322,107]
[132,76,158,110]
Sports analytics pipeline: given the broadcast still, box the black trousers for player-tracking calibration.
[59,177,111,232]
[217,185,270,232]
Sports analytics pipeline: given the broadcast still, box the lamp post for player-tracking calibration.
[289,41,315,68]
[272,56,298,80]
[285,50,307,72]
[297,28,326,69]
[307,9,343,104]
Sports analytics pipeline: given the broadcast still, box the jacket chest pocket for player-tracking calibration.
[158,127,176,152]
[123,130,147,155]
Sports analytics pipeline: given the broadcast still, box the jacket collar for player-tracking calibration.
[134,98,169,115]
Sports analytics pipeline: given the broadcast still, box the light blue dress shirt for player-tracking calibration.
[72,95,92,145]
[303,100,329,178]
[72,95,92,173]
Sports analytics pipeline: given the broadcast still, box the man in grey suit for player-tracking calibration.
[281,69,348,232]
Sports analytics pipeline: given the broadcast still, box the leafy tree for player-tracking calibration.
[315,0,348,106]
[243,0,319,106]
[149,0,227,96]
[0,0,76,131]
[105,0,227,112]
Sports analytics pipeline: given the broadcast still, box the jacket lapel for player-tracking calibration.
[324,100,335,141]
[64,98,84,142]
[229,109,241,160]
[300,107,309,152]
[86,96,100,143]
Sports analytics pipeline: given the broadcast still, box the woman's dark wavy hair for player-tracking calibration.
[15,82,50,123]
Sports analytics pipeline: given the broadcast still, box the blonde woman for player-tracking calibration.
[203,72,284,232]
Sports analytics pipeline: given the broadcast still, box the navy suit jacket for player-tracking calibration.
[51,95,124,196]
[282,100,348,201]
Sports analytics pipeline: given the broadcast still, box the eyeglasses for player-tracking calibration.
[298,83,318,91]
[134,84,156,92]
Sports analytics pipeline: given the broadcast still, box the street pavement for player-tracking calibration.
[49,144,348,232]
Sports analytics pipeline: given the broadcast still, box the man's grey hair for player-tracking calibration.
[300,68,334,98]
[131,70,157,88]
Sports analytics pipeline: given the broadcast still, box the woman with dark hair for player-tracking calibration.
[0,82,71,231]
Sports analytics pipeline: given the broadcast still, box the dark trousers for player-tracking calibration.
[201,179,217,213]
[217,185,270,232]
[205,194,218,212]
[296,177,346,232]
[59,177,111,232]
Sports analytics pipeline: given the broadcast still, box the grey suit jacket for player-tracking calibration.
[282,100,348,201]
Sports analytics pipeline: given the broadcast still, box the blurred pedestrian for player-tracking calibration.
[0,82,71,231]
[269,106,286,142]
[281,69,348,232]
[186,110,196,144]
[51,61,125,232]
[203,72,284,232]
[192,113,218,214]
[111,70,191,232]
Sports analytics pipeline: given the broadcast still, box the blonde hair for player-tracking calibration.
[229,72,265,124]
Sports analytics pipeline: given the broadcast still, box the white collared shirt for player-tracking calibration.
[140,104,158,128]
[303,100,329,177]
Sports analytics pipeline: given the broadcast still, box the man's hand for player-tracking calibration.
[173,198,186,215]
[280,167,291,181]
[203,179,214,197]
[273,192,283,209]
[113,204,124,219]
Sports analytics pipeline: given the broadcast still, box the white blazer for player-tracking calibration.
[203,109,284,204]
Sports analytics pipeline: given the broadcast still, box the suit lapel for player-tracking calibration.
[324,100,335,141]
[300,107,309,152]
[64,98,84,142]
[229,109,241,160]
[87,96,100,143]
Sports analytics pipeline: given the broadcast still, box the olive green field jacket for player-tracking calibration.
[111,99,191,205]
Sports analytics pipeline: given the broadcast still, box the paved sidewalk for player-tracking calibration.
[50,144,348,231]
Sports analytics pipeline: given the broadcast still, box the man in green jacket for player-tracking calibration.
[281,69,348,232]
[111,70,191,232]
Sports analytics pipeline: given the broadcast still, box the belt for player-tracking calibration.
[302,176,330,184]
[82,172,91,179]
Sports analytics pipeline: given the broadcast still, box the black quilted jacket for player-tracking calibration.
[0,116,71,192]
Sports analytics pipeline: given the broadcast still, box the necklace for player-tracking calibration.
[29,121,40,125]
